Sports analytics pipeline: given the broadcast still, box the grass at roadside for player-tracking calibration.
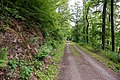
[73,43,120,73]
[69,44,80,57]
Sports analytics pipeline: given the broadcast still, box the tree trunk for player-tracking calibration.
[111,0,115,51]
[76,21,79,42]
[83,0,86,42]
[102,0,107,50]
[86,6,89,43]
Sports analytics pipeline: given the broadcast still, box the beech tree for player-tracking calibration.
[102,0,107,50]
[111,0,115,51]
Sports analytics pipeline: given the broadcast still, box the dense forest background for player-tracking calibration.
[72,0,120,52]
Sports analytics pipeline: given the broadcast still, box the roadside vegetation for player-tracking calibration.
[0,0,69,79]
[1,43,64,80]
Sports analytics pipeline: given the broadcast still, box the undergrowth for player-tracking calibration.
[34,43,64,80]
[0,48,8,68]
[5,42,64,80]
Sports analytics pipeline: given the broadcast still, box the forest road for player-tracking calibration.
[58,42,120,80]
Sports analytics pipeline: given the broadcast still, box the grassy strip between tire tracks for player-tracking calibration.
[69,44,80,57]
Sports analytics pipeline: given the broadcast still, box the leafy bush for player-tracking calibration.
[33,60,43,70]
[8,59,18,69]
[34,43,64,80]
[20,66,32,80]
[0,48,8,60]
[79,42,93,50]
[0,59,6,68]
[0,48,8,68]
[35,44,52,60]
[0,24,9,32]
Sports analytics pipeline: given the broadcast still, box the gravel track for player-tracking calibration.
[58,42,120,80]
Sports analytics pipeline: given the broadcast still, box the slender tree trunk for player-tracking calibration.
[118,48,120,54]
[75,4,79,42]
[86,6,89,43]
[83,0,86,42]
[83,13,86,42]
[111,0,115,51]
[109,14,111,22]
[76,21,79,42]
[102,0,107,50]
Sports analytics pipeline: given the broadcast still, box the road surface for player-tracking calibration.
[58,42,120,80]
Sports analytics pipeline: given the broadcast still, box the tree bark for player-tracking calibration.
[83,0,86,42]
[111,0,115,51]
[102,0,107,50]
[76,21,79,42]
[86,6,89,43]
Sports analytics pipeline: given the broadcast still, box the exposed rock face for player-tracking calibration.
[0,18,44,60]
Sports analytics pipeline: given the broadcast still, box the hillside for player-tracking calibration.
[0,0,69,79]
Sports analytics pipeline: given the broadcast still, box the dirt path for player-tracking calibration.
[58,42,120,80]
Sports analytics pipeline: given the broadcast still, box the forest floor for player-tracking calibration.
[58,42,120,80]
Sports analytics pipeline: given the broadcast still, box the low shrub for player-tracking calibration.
[105,50,120,63]
[0,48,8,68]
[20,66,32,80]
